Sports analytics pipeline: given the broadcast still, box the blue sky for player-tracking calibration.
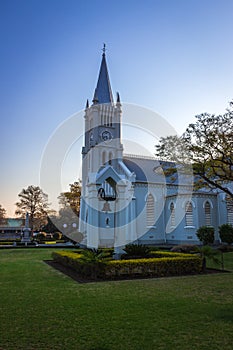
[1,0,233,216]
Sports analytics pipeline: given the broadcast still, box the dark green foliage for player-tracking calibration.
[194,245,221,271]
[171,244,197,253]
[52,250,202,280]
[35,232,47,241]
[58,181,81,216]
[52,232,63,240]
[219,224,233,245]
[218,245,233,253]
[156,103,233,199]
[122,244,151,258]
[196,226,215,245]
[42,216,60,234]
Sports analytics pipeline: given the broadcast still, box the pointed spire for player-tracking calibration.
[86,99,89,109]
[92,45,113,104]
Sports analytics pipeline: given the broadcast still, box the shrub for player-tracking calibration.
[196,226,215,245]
[171,244,197,253]
[53,232,63,241]
[149,251,190,258]
[218,245,233,253]
[35,232,47,241]
[122,244,150,259]
[52,251,106,279]
[52,250,202,280]
[219,224,233,245]
[106,256,202,278]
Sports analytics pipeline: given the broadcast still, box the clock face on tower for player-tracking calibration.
[101,130,112,141]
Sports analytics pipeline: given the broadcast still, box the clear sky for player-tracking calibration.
[1,0,233,216]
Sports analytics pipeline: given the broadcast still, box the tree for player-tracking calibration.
[15,185,50,231]
[196,226,215,245]
[156,101,233,199]
[42,216,60,234]
[0,204,6,225]
[219,224,233,245]
[58,181,82,216]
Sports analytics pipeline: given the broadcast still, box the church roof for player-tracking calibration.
[93,49,113,104]
[123,155,193,186]
[123,155,166,183]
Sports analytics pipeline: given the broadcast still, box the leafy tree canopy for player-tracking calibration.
[15,185,50,230]
[156,101,233,198]
[0,204,6,225]
[58,181,81,216]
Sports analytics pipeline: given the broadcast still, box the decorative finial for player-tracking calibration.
[102,43,106,55]
[86,99,89,109]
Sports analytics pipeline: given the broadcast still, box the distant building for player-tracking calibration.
[0,218,24,239]
[79,49,233,248]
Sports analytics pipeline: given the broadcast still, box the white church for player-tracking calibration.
[79,49,233,248]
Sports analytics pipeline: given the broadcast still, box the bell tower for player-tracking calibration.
[79,46,136,249]
[81,46,123,185]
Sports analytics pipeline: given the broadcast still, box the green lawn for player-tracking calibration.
[0,249,233,350]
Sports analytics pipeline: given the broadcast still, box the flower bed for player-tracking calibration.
[52,250,202,280]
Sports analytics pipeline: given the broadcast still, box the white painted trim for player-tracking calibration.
[168,200,176,209]
[203,199,213,209]
[182,199,196,209]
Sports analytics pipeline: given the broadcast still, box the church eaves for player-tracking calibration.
[92,46,114,104]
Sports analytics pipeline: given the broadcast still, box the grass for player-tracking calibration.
[0,249,233,350]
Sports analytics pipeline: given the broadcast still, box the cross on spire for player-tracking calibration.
[102,43,106,55]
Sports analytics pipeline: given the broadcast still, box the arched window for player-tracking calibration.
[204,201,211,226]
[146,194,155,226]
[185,201,193,226]
[170,202,175,226]
[102,151,106,165]
[226,194,233,225]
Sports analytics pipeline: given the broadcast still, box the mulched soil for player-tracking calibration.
[45,260,229,284]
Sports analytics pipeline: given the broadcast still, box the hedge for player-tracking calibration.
[52,251,202,280]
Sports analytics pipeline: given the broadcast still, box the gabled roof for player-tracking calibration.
[93,52,113,104]
[95,165,123,185]
[123,155,165,183]
[123,155,193,186]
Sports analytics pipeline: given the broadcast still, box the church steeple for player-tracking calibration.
[92,44,113,104]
